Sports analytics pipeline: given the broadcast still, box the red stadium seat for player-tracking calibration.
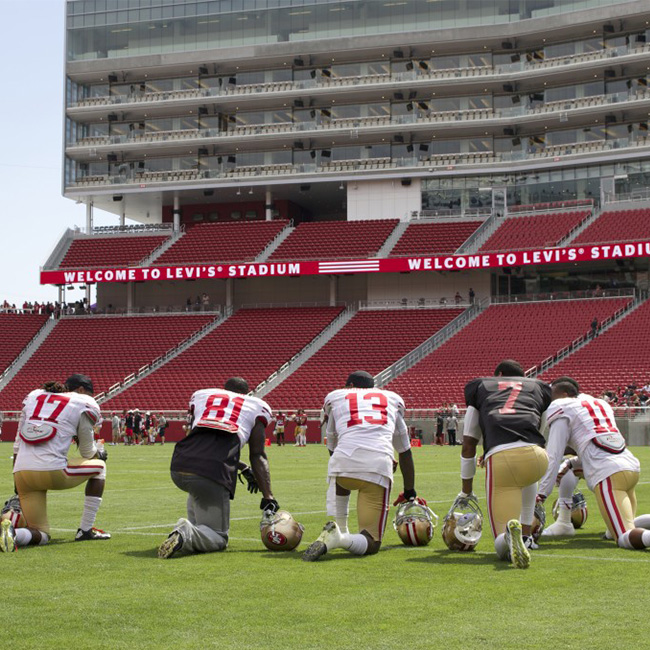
[59,236,168,269]
[0,313,49,374]
[386,298,632,408]
[390,220,483,257]
[572,209,650,245]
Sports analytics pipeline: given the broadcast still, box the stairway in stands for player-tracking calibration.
[385,297,633,408]
[103,307,344,411]
[265,307,465,409]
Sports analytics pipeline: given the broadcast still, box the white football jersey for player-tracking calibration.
[189,388,272,449]
[541,394,640,493]
[324,387,411,486]
[14,389,102,473]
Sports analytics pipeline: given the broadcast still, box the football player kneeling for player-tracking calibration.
[442,494,483,552]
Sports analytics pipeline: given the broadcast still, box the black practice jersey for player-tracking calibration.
[464,376,552,453]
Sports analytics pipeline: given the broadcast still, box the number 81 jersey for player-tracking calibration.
[190,388,272,448]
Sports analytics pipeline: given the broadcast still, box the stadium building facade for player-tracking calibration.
[2,0,646,424]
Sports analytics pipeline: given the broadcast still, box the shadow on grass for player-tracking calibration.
[405,548,511,570]
[537,533,616,551]
[122,548,161,559]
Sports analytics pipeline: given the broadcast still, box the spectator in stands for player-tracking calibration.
[202,293,210,311]
[186,297,192,312]
[454,292,463,305]
[469,288,475,304]
[590,317,599,339]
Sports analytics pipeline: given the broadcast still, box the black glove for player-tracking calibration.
[238,467,259,494]
[96,448,108,461]
[260,498,279,514]
[403,488,417,502]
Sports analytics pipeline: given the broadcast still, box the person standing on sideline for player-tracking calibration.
[157,413,167,444]
[446,412,459,446]
[158,377,279,559]
[111,412,121,446]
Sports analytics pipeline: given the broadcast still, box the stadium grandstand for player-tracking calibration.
[2,0,650,445]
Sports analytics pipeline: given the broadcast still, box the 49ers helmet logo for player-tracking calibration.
[267,530,287,546]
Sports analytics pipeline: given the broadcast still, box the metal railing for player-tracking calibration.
[254,303,359,396]
[409,209,490,221]
[492,288,635,306]
[94,308,231,403]
[374,299,488,387]
[525,294,639,377]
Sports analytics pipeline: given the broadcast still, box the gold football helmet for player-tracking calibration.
[552,491,588,529]
[394,500,439,546]
[260,510,304,551]
[442,495,483,551]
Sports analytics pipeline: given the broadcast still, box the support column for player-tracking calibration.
[226,278,234,310]
[120,204,126,227]
[86,284,91,310]
[58,286,63,306]
[329,275,337,306]
[265,189,273,221]
[85,201,94,232]
[173,194,181,231]
[127,283,135,314]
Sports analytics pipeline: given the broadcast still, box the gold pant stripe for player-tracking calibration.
[594,470,638,540]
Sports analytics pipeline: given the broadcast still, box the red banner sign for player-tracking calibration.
[40,241,650,285]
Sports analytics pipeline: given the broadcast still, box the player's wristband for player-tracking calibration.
[460,455,477,480]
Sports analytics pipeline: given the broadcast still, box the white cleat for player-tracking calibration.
[541,521,575,537]
[303,521,344,562]
[507,519,530,569]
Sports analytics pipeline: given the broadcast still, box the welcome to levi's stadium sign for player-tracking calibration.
[40,241,650,285]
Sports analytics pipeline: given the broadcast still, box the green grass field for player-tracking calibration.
[2,442,649,649]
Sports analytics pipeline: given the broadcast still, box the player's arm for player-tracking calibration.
[394,412,416,498]
[248,420,275,505]
[537,417,571,500]
[325,403,338,456]
[76,413,99,459]
[460,405,481,496]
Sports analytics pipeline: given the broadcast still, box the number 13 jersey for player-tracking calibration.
[323,388,411,487]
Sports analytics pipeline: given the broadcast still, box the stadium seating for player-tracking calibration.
[480,211,590,252]
[389,220,483,257]
[540,299,650,396]
[0,313,49,374]
[59,235,168,269]
[269,219,399,261]
[572,208,650,245]
[155,220,289,265]
[104,307,344,411]
[266,308,464,409]
[0,315,215,411]
[386,298,632,408]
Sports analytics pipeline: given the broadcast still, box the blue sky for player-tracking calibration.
[0,0,116,305]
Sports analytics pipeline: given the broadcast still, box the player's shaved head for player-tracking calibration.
[494,359,524,377]
[225,376,249,394]
[551,377,579,398]
[346,370,375,389]
[552,375,580,394]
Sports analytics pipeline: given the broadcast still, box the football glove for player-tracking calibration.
[393,490,428,507]
[260,498,280,515]
[238,466,259,494]
[95,448,108,461]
